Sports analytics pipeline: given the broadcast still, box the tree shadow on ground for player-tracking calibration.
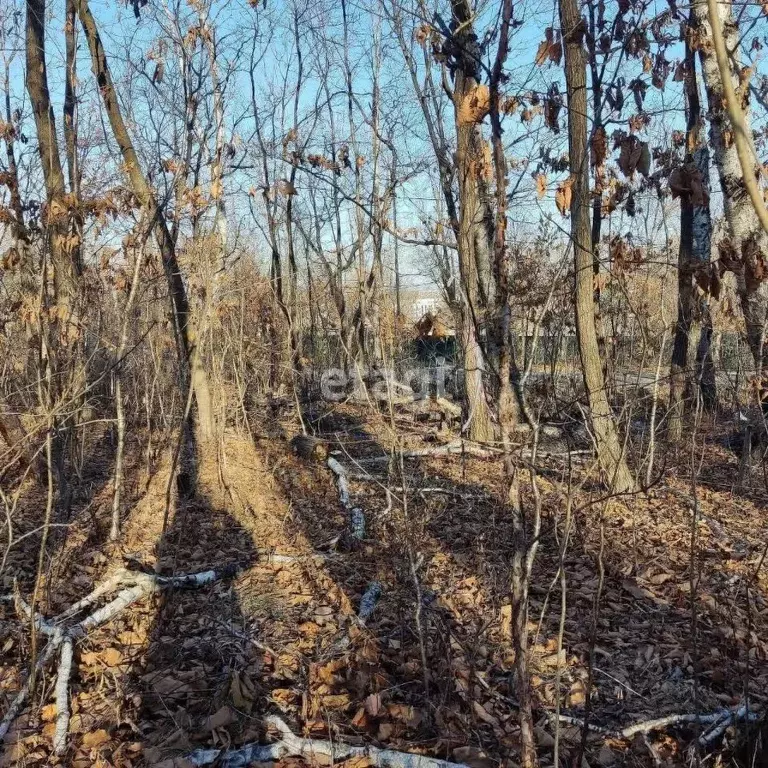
[126,446,265,765]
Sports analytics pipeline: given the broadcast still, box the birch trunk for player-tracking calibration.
[669,39,715,441]
[691,0,768,406]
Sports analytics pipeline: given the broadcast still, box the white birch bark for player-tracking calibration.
[692,0,768,381]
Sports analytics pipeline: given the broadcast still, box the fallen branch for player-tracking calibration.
[1,566,240,752]
[358,581,382,623]
[175,714,470,768]
[548,704,760,743]
[350,507,365,539]
[328,456,369,541]
[697,706,759,747]
[13,585,58,637]
[72,583,152,638]
[55,568,134,622]
[619,710,737,740]
[52,637,73,755]
[328,456,352,508]
[356,440,499,462]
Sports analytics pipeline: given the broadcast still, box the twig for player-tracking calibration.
[0,630,62,741]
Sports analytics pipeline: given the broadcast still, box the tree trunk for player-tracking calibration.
[559,0,634,493]
[74,0,215,442]
[691,0,768,407]
[26,0,79,345]
[0,400,34,471]
[669,38,704,442]
[450,0,497,443]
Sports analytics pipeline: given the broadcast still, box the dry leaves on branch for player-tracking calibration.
[555,177,573,216]
[591,126,608,169]
[617,135,651,178]
[535,27,562,66]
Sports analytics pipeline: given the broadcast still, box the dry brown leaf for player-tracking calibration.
[351,707,369,729]
[230,671,254,712]
[452,746,494,768]
[274,179,297,196]
[472,700,501,728]
[591,126,608,168]
[364,692,382,716]
[621,578,654,600]
[41,704,57,722]
[535,27,562,66]
[642,54,652,73]
[101,647,124,667]
[386,703,423,728]
[321,693,352,710]
[535,173,547,199]
[569,680,588,708]
[81,729,110,749]
[339,757,375,768]
[555,178,573,216]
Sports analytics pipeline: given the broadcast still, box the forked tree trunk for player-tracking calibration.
[74,0,215,443]
[26,0,79,336]
[691,0,768,406]
[559,0,634,493]
[25,0,83,498]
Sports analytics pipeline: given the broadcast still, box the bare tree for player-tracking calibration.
[559,0,634,493]
[74,0,216,445]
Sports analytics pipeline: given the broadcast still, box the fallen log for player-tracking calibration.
[549,703,760,744]
[171,714,470,768]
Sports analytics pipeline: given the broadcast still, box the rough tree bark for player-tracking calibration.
[691,0,768,407]
[26,0,79,346]
[559,0,634,493]
[449,0,497,443]
[384,0,495,443]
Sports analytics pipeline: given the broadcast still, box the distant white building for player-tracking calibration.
[411,296,438,319]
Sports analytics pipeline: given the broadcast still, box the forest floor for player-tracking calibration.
[1,401,768,768]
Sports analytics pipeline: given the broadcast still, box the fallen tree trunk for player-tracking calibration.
[172,714,471,768]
